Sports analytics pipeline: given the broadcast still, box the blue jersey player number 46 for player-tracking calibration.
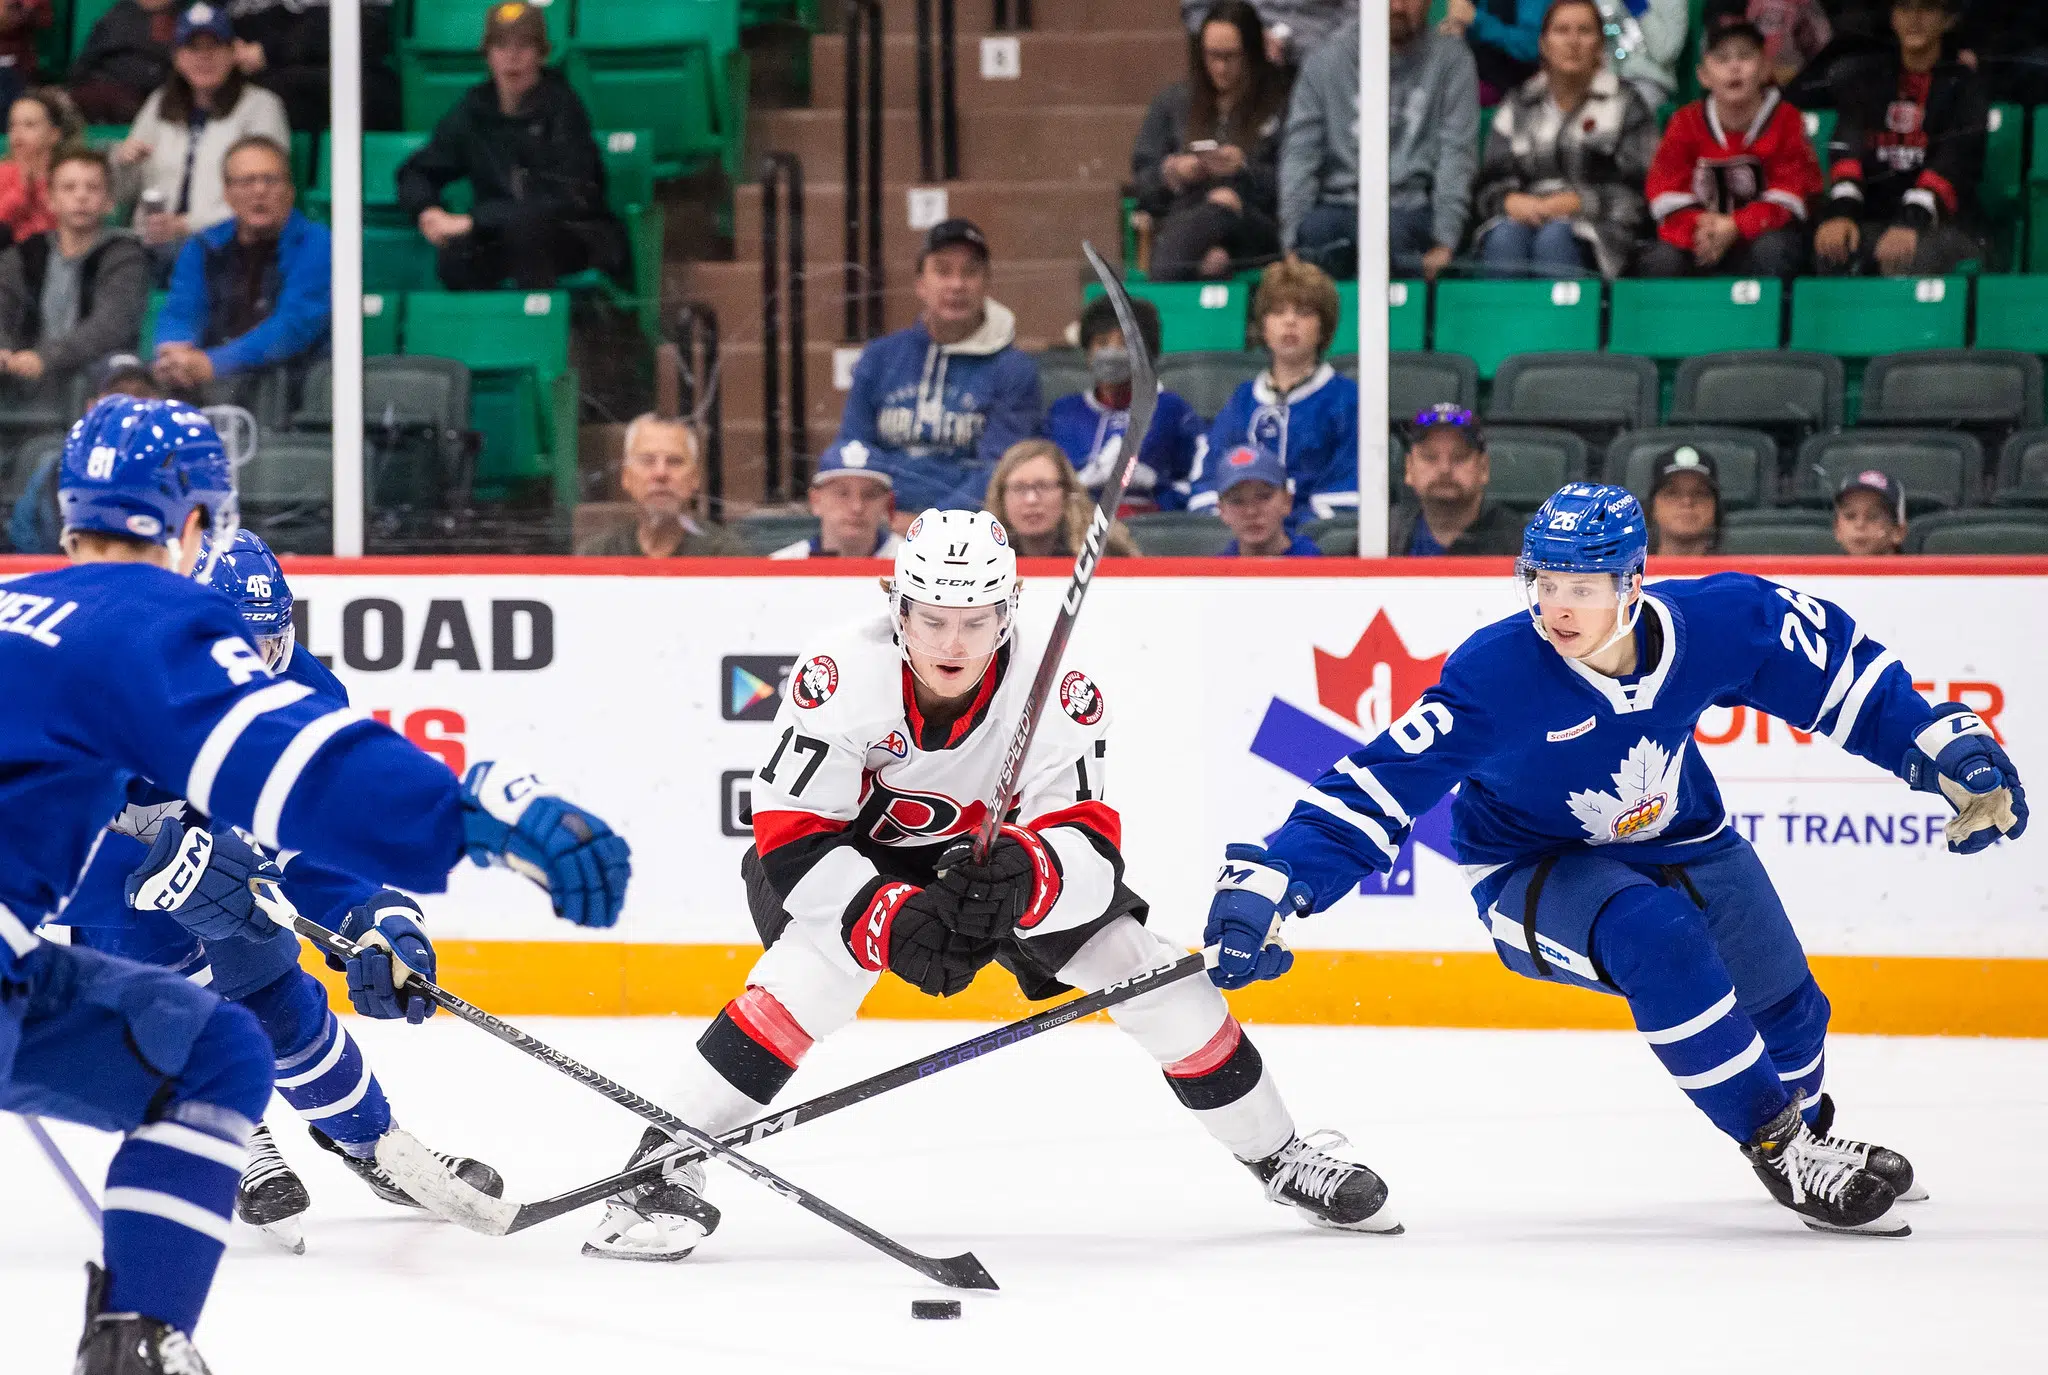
[1207,481,2026,1240]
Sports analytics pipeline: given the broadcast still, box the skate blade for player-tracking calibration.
[1897,1181,1930,1203]
[1799,1212,1911,1237]
[256,1218,306,1255]
[374,1129,518,1235]
[581,1205,707,1262]
[1304,1209,1405,1235]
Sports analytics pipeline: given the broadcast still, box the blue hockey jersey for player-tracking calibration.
[1191,363,1360,522]
[1044,387,1204,512]
[1263,574,1943,908]
[0,563,465,929]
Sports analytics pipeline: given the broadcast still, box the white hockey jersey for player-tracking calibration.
[749,613,1126,981]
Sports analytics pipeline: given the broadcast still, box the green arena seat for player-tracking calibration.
[308,132,430,221]
[2031,106,2048,274]
[1156,350,1256,423]
[1086,280,1249,354]
[1488,351,1658,447]
[403,291,575,501]
[1983,104,2026,270]
[1121,511,1233,556]
[1974,275,2048,352]
[1719,509,1839,555]
[1793,430,1981,514]
[361,292,403,357]
[1334,279,1423,355]
[1906,510,2048,554]
[1482,426,1589,509]
[1992,428,2048,508]
[1608,277,1783,358]
[1789,277,1968,357]
[1034,348,1090,404]
[1802,109,1837,171]
[593,128,663,337]
[141,289,167,353]
[1859,350,2042,454]
[1670,350,1844,442]
[736,513,820,554]
[1389,351,1478,423]
[1303,516,1359,555]
[567,0,744,179]
[1432,280,1600,379]
[1604,426,1778,512]
[399,2,572,133]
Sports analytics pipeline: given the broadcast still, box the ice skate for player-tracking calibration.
[582,1126,724,1262]
[1744,1099,1907,1236]
[1248,1130,1402,1234]
[235,1122,310,1254]
[308,1124,504,1211]
[1808,1093,1925,1201]
[74,1263,213,1375]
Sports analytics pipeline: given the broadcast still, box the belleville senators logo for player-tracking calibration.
[1059,670,1103,725]
[792,655,839,709]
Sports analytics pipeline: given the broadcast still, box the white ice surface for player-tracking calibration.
[6,1019,2047,1374]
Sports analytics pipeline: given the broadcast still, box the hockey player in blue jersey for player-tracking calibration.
[58,529,501,1256]
[1206,482,2027,1237]
[2,396,631,1373]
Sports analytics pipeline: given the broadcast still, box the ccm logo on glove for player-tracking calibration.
[132,827,214,911]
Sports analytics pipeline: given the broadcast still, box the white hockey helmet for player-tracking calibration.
[887,508,1021,661]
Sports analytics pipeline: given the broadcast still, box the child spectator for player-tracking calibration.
[1390,404,1527,554]
[0,148,149,397]
[1045,295,1203,514]
[770,441,904,559]
[1815,0,1988,276]
[1471,0,1659,280]
[1192,258,1358,523]
[1833,470,1907,555]
[0,88,83,246]
[1746,0,1834,88]
[984,440,1140,558]
[1642,15,1821,278]
[1214,442,1322,556]
[1646,446,1722,554]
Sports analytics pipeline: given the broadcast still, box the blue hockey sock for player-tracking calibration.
[241,968,392,1152]
[1752,974,1831,1124]
[103,1003,271,1335]
[1592,884,1792,1144]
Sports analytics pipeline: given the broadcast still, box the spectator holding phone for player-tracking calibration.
[1132,0,1292,281]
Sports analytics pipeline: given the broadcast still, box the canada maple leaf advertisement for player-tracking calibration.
[1247,610,1456,896]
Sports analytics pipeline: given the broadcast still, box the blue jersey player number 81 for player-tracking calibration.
[1207,481,2027,1239]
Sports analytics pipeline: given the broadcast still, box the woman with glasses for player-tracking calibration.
[984,440,1141,559]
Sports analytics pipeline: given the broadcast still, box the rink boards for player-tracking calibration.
[11,552,2042,1034]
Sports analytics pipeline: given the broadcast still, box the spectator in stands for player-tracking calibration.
[0,149,149,397]
[1815,0,1989,276]
[1132,1,1291,282]
[1193,258,1357,523]
[66,0,177,124]
[114,4,292,283]
[1286,3,1476,282]
[771,441,904,559]
[1832,469,1907,555]
[984,440,1140,558]
[1439,0,1546,104]
[6,352,157,554]
[1214,442,1322,556]
[1472,0,1659,280]
[1390,404,1527,555]
[833,218,1042,517]
[1646,446,1722,555]
[229,0,402,133]
[577,414,744,558]
[1955,3,2048,106]
[0,88,84,246]
[0,3,51,112]
[1642,15,1821,277]
[1747,0,1835,88]
[396,1,626,292]
[151,134,328,405]
[1045,295,1202,513]
[1183,0,1358,68]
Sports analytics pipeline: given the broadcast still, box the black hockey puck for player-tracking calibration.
[911,1300,963,1321]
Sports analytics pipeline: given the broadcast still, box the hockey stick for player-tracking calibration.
[266,896,996,1290]
[968,240,1159,864]
[488,948,1214,1235]
[19,1115,102,1229]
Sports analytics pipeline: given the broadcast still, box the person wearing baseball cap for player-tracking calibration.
[1391,404,1525,556]
[1833,469,1908,556]
[1648,445,1722,555]
[395,0,626,291]
[827,215,1042,516]
[771,440,904,559]
[1215,442,1320,557]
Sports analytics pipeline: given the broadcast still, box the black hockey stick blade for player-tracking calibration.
[273,901,998,1288]
[499,952,1212,1236]
[968,240,1159,862]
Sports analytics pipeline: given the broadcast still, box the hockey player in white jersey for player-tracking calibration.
[585,509,1399,1260]
[1207,479,2028,1237]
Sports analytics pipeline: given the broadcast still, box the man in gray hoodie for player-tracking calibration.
[0,148,150,401]
[1282,2,1477,280]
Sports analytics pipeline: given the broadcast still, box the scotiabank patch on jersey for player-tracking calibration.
[791,655,839,708]
[1059,670,1103,725]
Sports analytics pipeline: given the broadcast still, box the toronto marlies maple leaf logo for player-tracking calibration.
[1566,736,1686,844]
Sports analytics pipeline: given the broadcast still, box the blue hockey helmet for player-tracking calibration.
[203,529,295,671]
[1517,482,1649,656]
[59,395,238,580]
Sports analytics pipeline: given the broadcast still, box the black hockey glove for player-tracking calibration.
[842,880,1000,998]
[932,825,1064,941]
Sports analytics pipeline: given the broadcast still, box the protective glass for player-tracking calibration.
[898,599,1011,663]
[1518,564,1630,615]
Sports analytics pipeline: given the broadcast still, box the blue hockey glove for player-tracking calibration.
[337,891,436,1023]
[460,761,632,929]
[1205,844,1313,990]
[1903,703,2029,855]
[125,821,282,943]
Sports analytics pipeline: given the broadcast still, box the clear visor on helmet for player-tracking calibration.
[896,598,1012,665]
[1517,560,1641,654]
[255,623,295,674]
